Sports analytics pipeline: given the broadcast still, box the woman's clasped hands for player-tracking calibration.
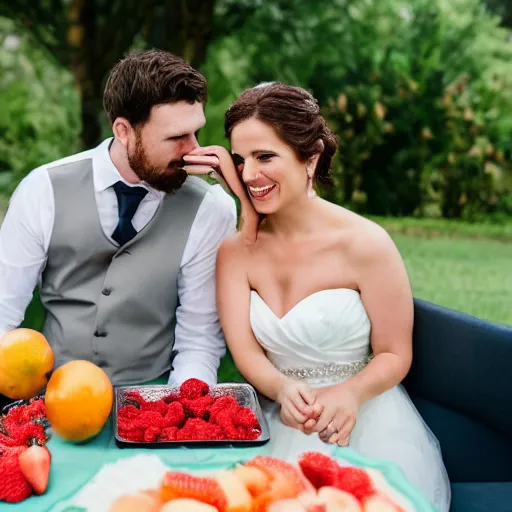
[276,377,361,447]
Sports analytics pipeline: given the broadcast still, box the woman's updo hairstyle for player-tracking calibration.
[224,82,338,185]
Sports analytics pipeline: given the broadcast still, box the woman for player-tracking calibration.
[183,82,450,511]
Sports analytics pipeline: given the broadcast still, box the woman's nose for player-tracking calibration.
[242,160,259,183]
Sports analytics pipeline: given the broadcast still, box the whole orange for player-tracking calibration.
[0,328,54,400]
[45,360,113,443]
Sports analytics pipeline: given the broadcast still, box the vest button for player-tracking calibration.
[102,287,112,296]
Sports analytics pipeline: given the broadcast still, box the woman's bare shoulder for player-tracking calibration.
[327,204,397,261]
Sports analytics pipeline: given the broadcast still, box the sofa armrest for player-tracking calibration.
[403,298,512,437]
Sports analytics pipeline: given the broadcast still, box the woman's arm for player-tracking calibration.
[216,236,318,427]
[308,223,413,444]
[345,223,413,403]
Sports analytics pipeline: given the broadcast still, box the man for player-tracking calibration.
[0,49,236,402]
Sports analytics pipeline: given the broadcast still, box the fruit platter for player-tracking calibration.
[61,451,415,512]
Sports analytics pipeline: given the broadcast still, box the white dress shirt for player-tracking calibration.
[0,138,237,386]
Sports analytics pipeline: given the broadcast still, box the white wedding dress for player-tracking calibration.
[250,288,451,512]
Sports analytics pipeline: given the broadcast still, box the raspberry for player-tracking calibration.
[117,405,140,420]
[140,400,168,416]
[160,427,179,441]
[176,418,212,441]
[143,426,161,442]
[182,396,214,419]
[118,429,144,442]
[133,411,167,430]
[234,407,260,429]
[163,401,185,428]
[179,379,210,400]
[209,396,239,422]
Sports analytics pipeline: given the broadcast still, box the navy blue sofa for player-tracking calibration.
[403,299,512,512]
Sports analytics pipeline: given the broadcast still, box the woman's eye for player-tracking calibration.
[231,153,244,172]
[258,154,274,161]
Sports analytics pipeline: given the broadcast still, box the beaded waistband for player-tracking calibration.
[278,360,368,381]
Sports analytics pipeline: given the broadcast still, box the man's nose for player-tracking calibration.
[183,134,200,154]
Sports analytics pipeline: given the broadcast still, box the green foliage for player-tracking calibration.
[320,0,512,220]
[0,18,80,194]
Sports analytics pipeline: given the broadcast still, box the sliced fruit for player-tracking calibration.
[18,445,51,495]
[246,456,310,494]
[159,471,227,511]
[233,465,270,496]
[108,492,159,512]
[268,498,308,511]
[363,494,403,512]
[160,498,219,511]
[214,470,253,512]
[316,487,362,511]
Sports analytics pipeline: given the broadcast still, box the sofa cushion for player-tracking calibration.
[404,299,512,438]
[410,396,512,483]
[450,482,512,512]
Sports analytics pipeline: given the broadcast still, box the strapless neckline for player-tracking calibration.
[250,288,360,321]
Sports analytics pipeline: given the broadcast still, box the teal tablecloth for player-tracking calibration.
[0,376,436,511]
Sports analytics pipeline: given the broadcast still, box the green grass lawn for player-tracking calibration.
[1,197,511,381]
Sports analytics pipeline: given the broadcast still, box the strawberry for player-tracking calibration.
[18,445,51,495]
[159,471,227,511]
[298,452,374,502]
[335,466,374,502]
[298,452,341,489]
[0,446,32,503]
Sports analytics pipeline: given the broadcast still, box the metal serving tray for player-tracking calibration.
[113,383,270,448]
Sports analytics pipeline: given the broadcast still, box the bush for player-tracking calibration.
[0,18,80,195]
[321,0,512,220]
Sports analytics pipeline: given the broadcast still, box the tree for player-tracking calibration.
[0,0,262,148]
[484,0,512,28]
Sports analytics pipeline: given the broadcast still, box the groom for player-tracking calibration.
[0,49,236,399]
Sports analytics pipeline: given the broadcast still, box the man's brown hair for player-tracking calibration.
[103,49,207,127]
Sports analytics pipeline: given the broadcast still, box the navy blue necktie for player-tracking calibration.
[111,181,148,246]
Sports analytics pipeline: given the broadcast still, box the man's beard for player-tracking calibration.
[128,135,188,194]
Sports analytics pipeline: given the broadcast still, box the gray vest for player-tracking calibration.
[40,158,208,385]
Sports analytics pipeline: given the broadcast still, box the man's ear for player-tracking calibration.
[112,118,133,148]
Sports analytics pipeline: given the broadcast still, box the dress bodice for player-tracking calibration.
[250,288,372,384]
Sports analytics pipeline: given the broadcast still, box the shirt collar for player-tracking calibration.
[92,138,164,199]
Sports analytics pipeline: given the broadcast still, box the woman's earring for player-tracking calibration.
[307,167,316,198]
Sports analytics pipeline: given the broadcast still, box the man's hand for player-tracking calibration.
[183,146,259,245]
[276,378,323,433]
[304,383,360,446]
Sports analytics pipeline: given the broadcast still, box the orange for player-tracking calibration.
[44,360,113,443]
[0,328,54,400]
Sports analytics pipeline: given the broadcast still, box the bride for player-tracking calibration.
[182,82,450,511]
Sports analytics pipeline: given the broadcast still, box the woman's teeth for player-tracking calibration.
[248,184,276,198]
